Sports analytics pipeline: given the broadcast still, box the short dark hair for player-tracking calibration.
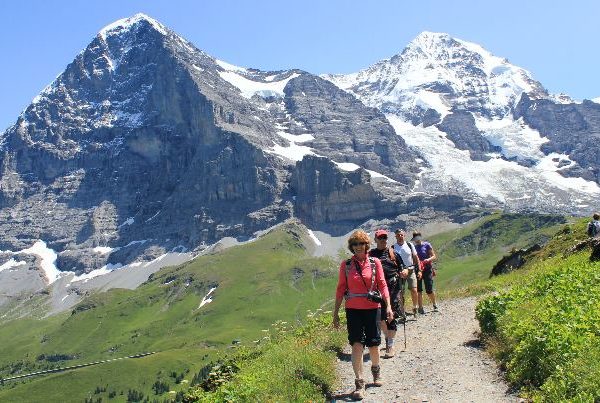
[594,213,600,220]
[412,231,422,238]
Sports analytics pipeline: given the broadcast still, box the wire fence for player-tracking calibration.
[0,351,156,384]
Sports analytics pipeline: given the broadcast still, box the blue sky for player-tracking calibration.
[1,0,599,130]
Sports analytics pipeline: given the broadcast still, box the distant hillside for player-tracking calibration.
[429,213,566,294]
[0,220,338,401]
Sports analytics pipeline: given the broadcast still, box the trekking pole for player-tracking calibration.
[403,318,407,350]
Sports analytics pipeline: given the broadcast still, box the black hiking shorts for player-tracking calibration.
[380,275,402,331]
[417,268,434,294]
[345,308,381,347]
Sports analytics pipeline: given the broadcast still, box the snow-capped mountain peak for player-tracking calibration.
[325,31,548,119]
[400,31,456,59]
[99,13,168,40]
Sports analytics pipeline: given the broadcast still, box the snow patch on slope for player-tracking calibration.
[218,70,300,99]
[19,241,62,284]
[199,287,217,308]
[332,161,398,183]
[267,138,317,162]
[475,116,548,161]
[307,229,322,246]
[70,264,122,284]
[215,59,247,73]
[0,259,27,273]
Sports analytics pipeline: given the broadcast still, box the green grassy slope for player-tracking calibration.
[0,221,339,402]
[476,218,600,401]
[429,213,566,295]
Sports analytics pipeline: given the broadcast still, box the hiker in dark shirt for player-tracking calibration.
[412,231,439,313]
[369,229,407,358]
[587,213,600,238]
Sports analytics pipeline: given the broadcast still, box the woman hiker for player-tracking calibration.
[333,230,393,400]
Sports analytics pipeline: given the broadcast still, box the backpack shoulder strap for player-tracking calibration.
[388,246,397,266]
[344,259,352,291]
[368,257,376,291]
[407,242,421,270]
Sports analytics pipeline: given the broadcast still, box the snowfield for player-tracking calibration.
[386,115,600,209]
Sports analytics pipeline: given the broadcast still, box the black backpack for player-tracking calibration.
[588,221,600,237]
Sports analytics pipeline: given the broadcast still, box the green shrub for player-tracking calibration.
[184,310,346,402]
[476,251,600,401]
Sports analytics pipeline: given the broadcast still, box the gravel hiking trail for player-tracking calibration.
[332,297,519,402]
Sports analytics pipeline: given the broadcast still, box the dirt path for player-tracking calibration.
[332,297,518,402]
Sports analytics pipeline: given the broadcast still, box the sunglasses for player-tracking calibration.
[376,235,387,240]
[351,242,369,247]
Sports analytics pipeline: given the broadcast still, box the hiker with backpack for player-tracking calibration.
[368,229,407,358]
[587,213,600,238]
[393,229,421,318]
[412,231,439,313]
[333,229,393,399]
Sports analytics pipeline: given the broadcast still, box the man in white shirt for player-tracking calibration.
[393,229,421,318]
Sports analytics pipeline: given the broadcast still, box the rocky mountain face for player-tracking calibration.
[0,16,598,308]
[0,14,438,297]
[514,95,600,183]
[0,15,292,275]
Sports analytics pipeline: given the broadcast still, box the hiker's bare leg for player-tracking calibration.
[410,287,418,310]
[417,291,424,309]
[428,291,437,306]
[369,345,380,367]
[351,342,364,379]
[380,320,389,342]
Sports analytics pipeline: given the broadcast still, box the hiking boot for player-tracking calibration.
[352,378,365,400]
[433,304,439,312]
[418,307,425,315]
[412,307,418,318]
[371,365,383,386]
[385,345,396,358]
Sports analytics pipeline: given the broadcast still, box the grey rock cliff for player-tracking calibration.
[436,110,500,161]
[514,94,600,183]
